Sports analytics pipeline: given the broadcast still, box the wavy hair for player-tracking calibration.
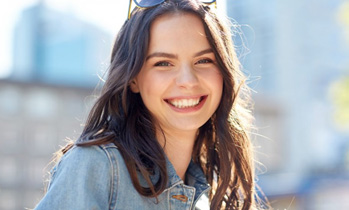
[61,0,259,209]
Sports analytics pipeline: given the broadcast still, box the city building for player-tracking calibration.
[227,0,349,209]
[0,79,95,210]
[0,2,109,209]
[11,2,111,87]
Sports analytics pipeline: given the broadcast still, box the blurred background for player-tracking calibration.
[0,0,348,209]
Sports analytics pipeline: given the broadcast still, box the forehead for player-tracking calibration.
[151,12,204,34]
[148,12,209,51]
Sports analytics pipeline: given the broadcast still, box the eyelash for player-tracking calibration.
[196,58,213,64]
[154,61,172,67]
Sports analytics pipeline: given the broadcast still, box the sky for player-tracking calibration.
[0,0,227,78]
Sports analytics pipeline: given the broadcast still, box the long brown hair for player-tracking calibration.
[61,0,259,209]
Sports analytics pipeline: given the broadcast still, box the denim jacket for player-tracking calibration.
[34,143,210,210]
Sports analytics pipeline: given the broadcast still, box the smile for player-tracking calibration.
[165,96,207,109]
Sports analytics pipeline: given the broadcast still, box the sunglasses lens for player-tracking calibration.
[134,0,216,7]
[201,0,216,3]
[134,0,165,7]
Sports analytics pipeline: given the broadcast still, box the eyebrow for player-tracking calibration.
[145,48,214,61]
[194,48,213,57]
[146,52,178,61]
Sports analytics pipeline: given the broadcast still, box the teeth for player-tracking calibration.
[168,98,201,108]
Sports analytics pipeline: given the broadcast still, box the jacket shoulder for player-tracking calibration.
[34,143,121,210]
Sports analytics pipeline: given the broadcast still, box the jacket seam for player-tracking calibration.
[192,186,210,209]
[183,185,196,210]
[99,144,119,210]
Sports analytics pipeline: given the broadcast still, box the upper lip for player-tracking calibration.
[164,95,206,100]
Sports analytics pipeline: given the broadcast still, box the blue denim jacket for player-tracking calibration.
[34,143,210,210]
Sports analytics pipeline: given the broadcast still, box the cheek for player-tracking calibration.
[207,70,224,92]
[209,71,224,106]
[136,71,153,94]
[137,73,166,101]
[216,77,224,102]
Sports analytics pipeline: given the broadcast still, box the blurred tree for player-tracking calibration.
[330,76,349,131]
[338,1,349,43]
[331,2,349,132]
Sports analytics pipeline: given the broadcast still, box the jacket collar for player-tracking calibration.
[137,155,210,201]
[166,157,210,200]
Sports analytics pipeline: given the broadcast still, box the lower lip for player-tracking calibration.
[165,96,207,113]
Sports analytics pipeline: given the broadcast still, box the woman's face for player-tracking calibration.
[131,12,223,135]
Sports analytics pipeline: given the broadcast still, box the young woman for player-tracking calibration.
[35,0,262,209]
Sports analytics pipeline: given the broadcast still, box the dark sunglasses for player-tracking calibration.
[128,0,217,19]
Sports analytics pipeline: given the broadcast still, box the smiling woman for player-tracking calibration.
[34,0,267,209]
[130,13,223,138]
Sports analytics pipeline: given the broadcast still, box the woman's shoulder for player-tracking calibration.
[52,142,123,177]
[35,143,122,209]
[62,142,120,162]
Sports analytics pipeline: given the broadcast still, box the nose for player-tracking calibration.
[175,64,199,88]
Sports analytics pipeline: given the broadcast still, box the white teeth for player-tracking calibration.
[168,98,201,108]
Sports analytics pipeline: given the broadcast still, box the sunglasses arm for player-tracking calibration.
[127,0,132,20]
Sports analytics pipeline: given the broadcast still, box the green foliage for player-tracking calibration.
[330,76,349,131]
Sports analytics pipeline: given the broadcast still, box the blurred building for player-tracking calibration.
[0,2,110,210]
[227,0,349,209]
[11,2,111,87]
[0,80,95,210]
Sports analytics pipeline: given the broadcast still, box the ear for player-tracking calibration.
[129,79,140,93]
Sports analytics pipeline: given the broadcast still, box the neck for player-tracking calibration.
[157,128,197,181]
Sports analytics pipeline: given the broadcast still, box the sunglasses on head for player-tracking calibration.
[128,0,217,19]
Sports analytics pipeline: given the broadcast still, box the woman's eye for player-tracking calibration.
[196,59,213,64]
[154,61,171,67]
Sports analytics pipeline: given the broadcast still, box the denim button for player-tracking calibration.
[171,194,188,202]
